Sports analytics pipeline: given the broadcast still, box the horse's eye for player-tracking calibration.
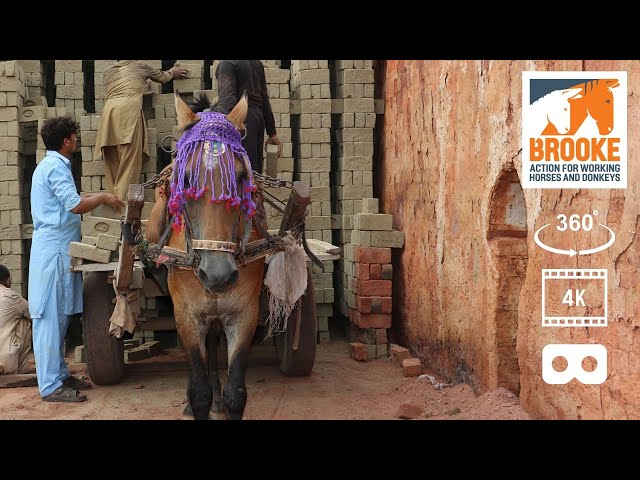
[605,99,611,104]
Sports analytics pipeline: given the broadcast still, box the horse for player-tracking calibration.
[532,87,582,135]
[147,92,266,420]
[565,79,620,136]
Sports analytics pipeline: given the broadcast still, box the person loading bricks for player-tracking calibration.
[94,61,188,201]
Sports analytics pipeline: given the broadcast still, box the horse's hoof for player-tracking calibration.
[208,409,228,420]
[182,403,195,420]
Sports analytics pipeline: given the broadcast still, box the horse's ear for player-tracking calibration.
[607,79,621,90]
[175,90,201,131]
[226,91,248,130]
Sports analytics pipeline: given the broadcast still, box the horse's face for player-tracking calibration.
[188,148,248,293]
[171,92,254,294]
[547,87,582,134]
[570,79,619,135]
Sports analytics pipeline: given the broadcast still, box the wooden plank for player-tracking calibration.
[72,261,118,272]
[0,374,38,388]
[306,238,340,255]
[71,260,144,273]
[305,252,339,262]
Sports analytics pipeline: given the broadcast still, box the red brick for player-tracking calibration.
[356,247,391,264]
[356,296,372,313]
[375,328,387,344]
[350,309,391,329]
[350,342,368,362]
[371,297,382,313]
[369,263,382,279]
[390,344,411,365]
[402,358,422,377]
[355,263,369,280]
[357,279,392,297]
[381,264,393,280]
[381,297,392,313]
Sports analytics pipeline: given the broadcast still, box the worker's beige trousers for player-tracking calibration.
[102,120,145,201]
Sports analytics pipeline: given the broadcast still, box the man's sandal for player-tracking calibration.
[63,375,92,390]
[42,385,87,403]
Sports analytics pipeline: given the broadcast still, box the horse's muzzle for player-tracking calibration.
[198,252,239,293]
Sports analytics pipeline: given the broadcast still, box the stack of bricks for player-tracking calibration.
[150,93,177,152]
[0,61,27,296]
[208,61,220,98]
[331,60,376,318]
[19,94,51,241]
[54,60,84,121]
[290,60,334,343]
[78,113,103,191]
[344,197,405,358]
[174,60,203,95]
[93,60,118,114]
[17,61,43,100]
[262,61,294,229]
[166,60,203,152]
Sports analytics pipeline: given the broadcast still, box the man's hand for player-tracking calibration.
[266,134,282,157]
[102,193,126,212]
[170,66,189,80]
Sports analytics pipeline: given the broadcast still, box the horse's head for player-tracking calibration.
[569,79,619,135]
[545,87,582,134]
[170,92,257,294]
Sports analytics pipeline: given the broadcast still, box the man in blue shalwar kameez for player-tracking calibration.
[29,116,124,403]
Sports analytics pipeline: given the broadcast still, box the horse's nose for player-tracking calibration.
[198,253,239,293]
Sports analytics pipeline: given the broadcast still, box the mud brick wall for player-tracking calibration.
[1,58,394,348]
[290,60,335,343]
[54,60,84,121]
[262,63,293,230]
[17,60,43,100]
[93,60,118,114]
[174,60,203,94]
[0,61,27,296]
[332,61,375,319]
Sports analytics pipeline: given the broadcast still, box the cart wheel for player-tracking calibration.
[275,268,317,376]
[81,271,124,385]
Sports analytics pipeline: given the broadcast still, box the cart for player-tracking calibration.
[73,176,339,385]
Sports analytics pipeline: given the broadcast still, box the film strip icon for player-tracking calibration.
[542,269,607,327]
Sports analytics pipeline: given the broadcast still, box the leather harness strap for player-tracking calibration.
[192,240,237,252]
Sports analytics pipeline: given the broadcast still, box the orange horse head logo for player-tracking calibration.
[567,79,619,135]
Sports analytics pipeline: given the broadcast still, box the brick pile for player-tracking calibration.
[0,61,26,295]
[290,60,335,343]
[54,60,84,121]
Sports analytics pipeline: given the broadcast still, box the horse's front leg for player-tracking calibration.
[174,307,212,421]
[206,322,227,420]
[223,309,258,420]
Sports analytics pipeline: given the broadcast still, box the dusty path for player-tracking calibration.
[0,341,530,420]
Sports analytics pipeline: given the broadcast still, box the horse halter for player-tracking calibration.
[166,111,257,261]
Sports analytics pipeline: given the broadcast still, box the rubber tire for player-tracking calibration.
[81,271,124,385]
[275,268,317,377]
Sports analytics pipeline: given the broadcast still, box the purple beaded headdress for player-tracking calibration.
[167,111,257,232]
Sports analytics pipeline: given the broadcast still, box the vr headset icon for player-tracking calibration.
[542,344,607,385]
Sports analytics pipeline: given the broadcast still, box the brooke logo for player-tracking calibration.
[522,71,627,189]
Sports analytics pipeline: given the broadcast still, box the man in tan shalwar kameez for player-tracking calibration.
[94,61,188,200]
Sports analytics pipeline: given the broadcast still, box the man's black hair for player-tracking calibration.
[40,115,79,151]
[0,264,10,284]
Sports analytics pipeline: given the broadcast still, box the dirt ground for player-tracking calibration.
[0,340,531,420]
